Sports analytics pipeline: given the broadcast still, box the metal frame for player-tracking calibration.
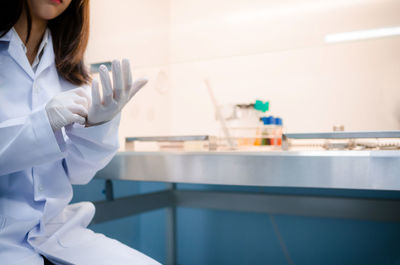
[93,183,400,224]
[283,131,400,139]
[165,184,177,265]
[92,180,400,265]
[126,136,211,142]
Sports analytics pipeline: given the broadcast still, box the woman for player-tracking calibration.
[0,0,159,264]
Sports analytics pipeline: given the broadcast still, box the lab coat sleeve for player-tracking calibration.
[62,114,121,185]
[0,106,65,175]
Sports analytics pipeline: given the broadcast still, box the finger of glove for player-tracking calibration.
[129,78,148,100]
[72,113,86,125]
[52,107,74,130]
[122,59,132,93]
[91,79,102,106]
[99,65,113,106]
[69,103,88,117]
[46,107,66,131]
[112,60,124,101]
[74,87,92,107]
[72,94,89,109]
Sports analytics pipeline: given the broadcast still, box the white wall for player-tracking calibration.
[87,0,400,146]
[86,0,173,149]
[168,0,400,134]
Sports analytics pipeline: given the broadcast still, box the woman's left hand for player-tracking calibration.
[86,59,148,126]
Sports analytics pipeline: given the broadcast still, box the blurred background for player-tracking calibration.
[74,1,400,264]
[85,0,400,148]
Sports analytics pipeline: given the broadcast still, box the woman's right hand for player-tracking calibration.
[45,87,90,131]
[86,59,148,126]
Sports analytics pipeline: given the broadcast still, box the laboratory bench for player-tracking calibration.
[93,150,400,265]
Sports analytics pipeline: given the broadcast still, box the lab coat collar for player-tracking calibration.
[31,29,50,72]
[2,28,54,80]
[6,28,35,79]
[35,30,54,78]
[0,29,12,42]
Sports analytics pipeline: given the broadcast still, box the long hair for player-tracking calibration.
[0,0,91,86]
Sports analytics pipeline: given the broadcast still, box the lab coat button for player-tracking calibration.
[38,185,43,191]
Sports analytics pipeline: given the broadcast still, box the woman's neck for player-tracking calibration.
[14,7,47,65]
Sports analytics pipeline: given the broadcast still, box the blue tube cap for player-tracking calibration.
[261,116,275,125]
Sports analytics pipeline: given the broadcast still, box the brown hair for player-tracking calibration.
[0,0,91,85]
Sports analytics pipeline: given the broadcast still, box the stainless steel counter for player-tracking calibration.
[93,150,400,265]
[95,150,400,191]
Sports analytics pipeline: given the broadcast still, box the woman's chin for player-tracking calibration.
[35,6,63,20]
[29,0,72,21]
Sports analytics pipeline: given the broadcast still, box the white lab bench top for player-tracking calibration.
[95,150,400,191]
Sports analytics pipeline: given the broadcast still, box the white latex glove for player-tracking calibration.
[87,59,148,126]
[45,87,91,131]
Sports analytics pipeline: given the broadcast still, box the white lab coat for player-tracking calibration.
[0,29,160,265]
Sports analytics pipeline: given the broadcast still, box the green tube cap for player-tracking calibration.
[254,100,269,113]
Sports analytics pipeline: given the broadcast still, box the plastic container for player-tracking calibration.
[274,117,283,146]
[258,116,284,147]
[259,116,273,146]
[216,100,270,148]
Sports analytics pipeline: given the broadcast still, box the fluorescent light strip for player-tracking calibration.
[325,26,400,43]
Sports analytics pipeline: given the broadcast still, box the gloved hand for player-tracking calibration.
[45,87,91,131]
[87,59,148,125]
